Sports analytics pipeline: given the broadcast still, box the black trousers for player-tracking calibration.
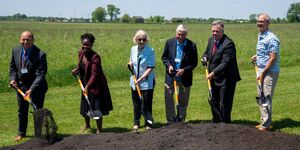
[16,87,45,136]
[131,88,154,126]
[211,83,236,123]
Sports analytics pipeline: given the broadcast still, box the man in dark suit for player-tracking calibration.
[9,31,48,141]
[201,20,241,123]
[162,24,198,124]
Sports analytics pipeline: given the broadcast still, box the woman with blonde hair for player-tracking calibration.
[127,30,155,131]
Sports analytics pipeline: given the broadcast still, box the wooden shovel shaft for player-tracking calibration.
[77,76,88,97]
[127,64,142,99]
[14,87,37,110]
[76,76,90,104]
[173,80,178,104]
[205,68,211,91]
[254,65,262,86]
[17,88,26,98]
[133,75,142,99]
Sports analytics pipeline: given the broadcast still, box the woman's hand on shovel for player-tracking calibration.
[84,86,89,95]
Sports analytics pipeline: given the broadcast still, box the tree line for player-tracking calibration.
[1,3,299,23]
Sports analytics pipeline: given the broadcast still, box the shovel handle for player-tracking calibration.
[9,84,30,101]
[127,63,142,98]
[254,65,262,85]
[205,67,211,90]
[204,65,213,99]
[127,63,134,75]
[252,62,262,86]
[9,84,37,109]
[173,80,179,104]
[133,75,142,98]
[74,75,89,98]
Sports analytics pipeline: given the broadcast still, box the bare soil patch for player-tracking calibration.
[2,123,300,150]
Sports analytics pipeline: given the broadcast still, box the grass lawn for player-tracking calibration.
[0,22,299,147]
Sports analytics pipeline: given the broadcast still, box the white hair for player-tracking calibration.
[132,29,149,44]
[258,12,271,23]
[211,20,224,33]
[176,24,188,34]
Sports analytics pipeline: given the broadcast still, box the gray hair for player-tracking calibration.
[211,20,224,33]
[258,12,271,23]
[133,29,149,44]
[176,24,188,34]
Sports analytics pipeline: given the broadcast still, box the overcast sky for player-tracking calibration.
[1,0,298,19]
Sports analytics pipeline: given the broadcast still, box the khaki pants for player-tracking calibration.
[257,69,279,128]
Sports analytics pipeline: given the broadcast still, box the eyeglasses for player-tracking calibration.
[137,38,147,42]
[177,33,186,36]
[257,20,266,23]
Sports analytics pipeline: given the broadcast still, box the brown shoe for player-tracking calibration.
[255,125,270,131]
[15,135,23,141]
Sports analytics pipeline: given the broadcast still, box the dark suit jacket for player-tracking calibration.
[9,45,48,95]
[202,34,241,86]
[77,49,113,112]
[161,37,198,87]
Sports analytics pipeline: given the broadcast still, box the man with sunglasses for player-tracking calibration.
[161,24,198,124]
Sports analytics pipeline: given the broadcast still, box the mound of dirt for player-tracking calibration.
[2,123,300,150]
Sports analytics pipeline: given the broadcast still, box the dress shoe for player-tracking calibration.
[255,125,270,131]
[145,126,152,130]
[132,125,139,130]
[15,135,23,141]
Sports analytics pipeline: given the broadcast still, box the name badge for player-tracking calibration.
[21,68,28,74]
[175,58,181,63]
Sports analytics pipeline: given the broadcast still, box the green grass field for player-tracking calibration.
[0,22,299,147]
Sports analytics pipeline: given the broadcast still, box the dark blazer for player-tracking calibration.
[202,34,241,86]
[9,45,48,94]
[162,37,198,87]
[77,49,113,112]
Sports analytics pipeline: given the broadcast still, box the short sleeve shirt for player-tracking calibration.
[256,30,280,72]
[130,44,155,90]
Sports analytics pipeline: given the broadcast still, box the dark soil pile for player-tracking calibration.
[2,123,300,150]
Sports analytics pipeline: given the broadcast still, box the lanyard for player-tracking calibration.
[137,52,141,78]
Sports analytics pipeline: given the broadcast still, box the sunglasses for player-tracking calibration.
[137,38,147,42]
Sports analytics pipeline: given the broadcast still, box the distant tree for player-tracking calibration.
[131,16,144,23]
[146,16,154,23]
[91,7,107,22]
[276,17,280,23]
[121,13,131,23]
[287,2,300,22]
[12,13,27,20]
[131,16,138,23]
[249,14,257,23]
[171,17,184,23]
[107,4,121,21]
[153,16,165,23]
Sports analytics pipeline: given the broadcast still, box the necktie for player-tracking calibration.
[22,50,27,68]
[212,41,217,56]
